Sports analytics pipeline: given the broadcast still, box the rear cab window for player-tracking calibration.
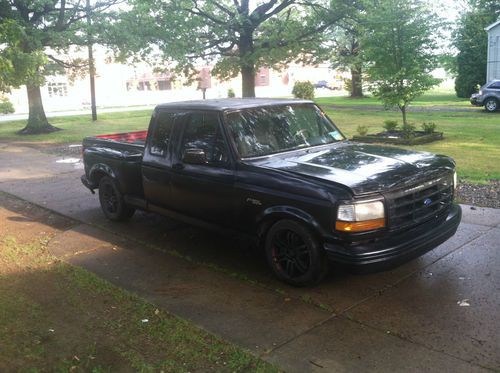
[149,110,176,156]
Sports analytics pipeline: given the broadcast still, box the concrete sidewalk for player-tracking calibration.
[1,143,499,372]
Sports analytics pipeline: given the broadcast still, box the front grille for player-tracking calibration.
[387,175,454,230]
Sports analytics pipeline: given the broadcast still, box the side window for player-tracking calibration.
[150,111,175,156]
[488,82,500,89]
[181,112,229,165]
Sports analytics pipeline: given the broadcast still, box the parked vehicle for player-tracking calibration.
[470,79,500,112]
[81,99,461,286]
[313,80,337,90]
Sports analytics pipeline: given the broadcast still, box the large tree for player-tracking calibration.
[0,0,119,134]
[330,22,364,97]
[114,0,356,98]
[363,0,441,125]
[454,0,500,98]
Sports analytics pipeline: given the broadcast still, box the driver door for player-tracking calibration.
[169,111,236,227]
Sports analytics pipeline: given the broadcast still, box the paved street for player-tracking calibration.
[1,143,499,372]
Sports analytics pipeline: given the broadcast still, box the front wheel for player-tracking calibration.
[484,98,499,112]
[98,176,135,221]
[265,220,328,286]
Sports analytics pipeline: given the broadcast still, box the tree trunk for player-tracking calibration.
[19,85,59,134]
[241,64,256,98]
[350,66,363,98]
[401,105,407,126]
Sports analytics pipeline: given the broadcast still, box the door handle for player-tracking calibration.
[172,163,184,171]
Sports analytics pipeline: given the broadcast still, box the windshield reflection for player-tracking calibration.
[225,104,344,158]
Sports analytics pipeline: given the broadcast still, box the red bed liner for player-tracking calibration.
[95,130,148,144]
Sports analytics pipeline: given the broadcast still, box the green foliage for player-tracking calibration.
[116,0,354,97]
[227,88,235,98]
[363,0,441,124]
[0,97,14,114]
[292,81,315,100]
[454,1,499,98]
[329,19,365,97]
[356,125,368,136]
[421,122,437,134]
[0,0,121,133]
[383,120,399,132]
[401,123,416,139]
[343,78,352,94]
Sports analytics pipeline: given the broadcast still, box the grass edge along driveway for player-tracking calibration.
[0,193,277,373]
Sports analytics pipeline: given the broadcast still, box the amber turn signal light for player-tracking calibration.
[335,218,386,232]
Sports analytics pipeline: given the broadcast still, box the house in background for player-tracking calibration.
[486,20,500,82]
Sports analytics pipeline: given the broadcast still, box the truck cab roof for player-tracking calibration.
[155,98,313,111]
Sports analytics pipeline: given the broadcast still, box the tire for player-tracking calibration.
[98,176,135,221]
[265,219,328,286]
[484,98,499,112]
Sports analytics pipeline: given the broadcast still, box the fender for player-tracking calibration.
[256,205,327,240]
[89,163,117,183]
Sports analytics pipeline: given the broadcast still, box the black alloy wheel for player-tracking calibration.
[265,220,328,286]
[98,176,135,221]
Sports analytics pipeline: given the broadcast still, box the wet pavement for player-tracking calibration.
[1,143,499,372]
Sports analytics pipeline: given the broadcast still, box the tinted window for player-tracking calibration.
[150,111,175,156]
[181,113,228,165]
[226,104,344,158]
[488,82,500,89]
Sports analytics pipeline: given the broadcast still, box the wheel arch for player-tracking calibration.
[89,163,117,186]
[256,206,325,246]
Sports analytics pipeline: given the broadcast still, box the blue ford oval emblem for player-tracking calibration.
[423,198,432,206]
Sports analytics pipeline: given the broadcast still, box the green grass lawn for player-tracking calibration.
[324,107,500,183]
[316,89,471,108]
[1,93,498,183]
[0,109,154,144]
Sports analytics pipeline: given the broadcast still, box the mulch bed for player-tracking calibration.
[456,180,500,209]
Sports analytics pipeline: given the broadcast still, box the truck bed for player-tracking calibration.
[82,130,148,197]
[93,130,148,146]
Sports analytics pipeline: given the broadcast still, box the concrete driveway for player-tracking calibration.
[1,143,499,372]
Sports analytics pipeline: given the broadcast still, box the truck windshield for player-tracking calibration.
[225,104,344,158]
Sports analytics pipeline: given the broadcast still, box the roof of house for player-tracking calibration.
[155,98,313,111]
[485,19,500,31]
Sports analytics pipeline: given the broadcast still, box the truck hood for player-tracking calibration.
[247,142,455,195]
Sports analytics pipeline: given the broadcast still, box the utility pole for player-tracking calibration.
[86,0,97,121]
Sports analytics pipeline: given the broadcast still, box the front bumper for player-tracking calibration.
[324,204,462,270]
[470,95,484,106]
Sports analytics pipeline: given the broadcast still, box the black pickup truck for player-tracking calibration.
[81,99,461,286]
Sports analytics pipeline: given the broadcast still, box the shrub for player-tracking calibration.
[343,78,352,94]
[357,125,369,136]
[292,81,314,100]
[421,122,437,134]
[0,97,15,114]
[383,120,399,132]
[227,88,235,98]
[401,123,416,139]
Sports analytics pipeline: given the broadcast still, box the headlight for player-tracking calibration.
[336,200,385,232]
[479,90,483,95]
[453,171,458,191]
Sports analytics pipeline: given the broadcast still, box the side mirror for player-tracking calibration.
[183,148,208,165]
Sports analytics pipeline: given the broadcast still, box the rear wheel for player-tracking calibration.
[98,176,135,221]
[484,98,499,112]
[265,220,328,286]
